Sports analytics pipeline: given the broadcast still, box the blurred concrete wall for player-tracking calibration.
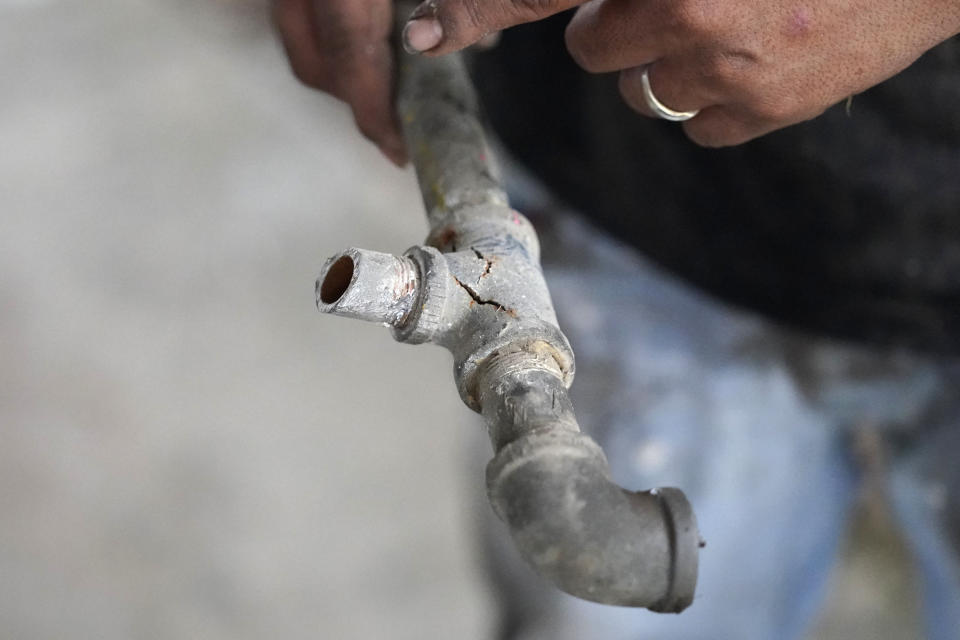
[0,1,490,637]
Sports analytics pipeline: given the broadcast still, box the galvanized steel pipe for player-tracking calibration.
[315,4,701,612]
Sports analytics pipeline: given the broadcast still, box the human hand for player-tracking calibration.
[272,0,407,165]
[401,0,960,147]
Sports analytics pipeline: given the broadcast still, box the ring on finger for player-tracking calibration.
[640,66,700,122]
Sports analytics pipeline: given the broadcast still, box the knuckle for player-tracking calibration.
[671,0,723,36]
[495,0,564,26]
[702,50,756,86]
[289,60,329,91]
[511,0,564,16]
[564,24,603,73]
[452,0,565,41]
[458,0,488,33]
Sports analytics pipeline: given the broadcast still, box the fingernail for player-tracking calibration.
[403,17,443,54]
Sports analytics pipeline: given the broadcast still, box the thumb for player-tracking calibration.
[402,0,588,55]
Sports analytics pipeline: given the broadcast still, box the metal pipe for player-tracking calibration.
[314,3,701,611]
[316,248,419,326]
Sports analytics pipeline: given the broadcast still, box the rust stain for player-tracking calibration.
[431,226,458,250]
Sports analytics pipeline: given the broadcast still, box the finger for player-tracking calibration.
[680,106,765,147]
[565,0,674,73]
[273,0,407,165]
[683,97,829,147]
[273,0,328,88]
[618,60,718,120]
[681,75,832,146]
[345,43,409,166]
[312,0,408,160]
[402,0,589,55]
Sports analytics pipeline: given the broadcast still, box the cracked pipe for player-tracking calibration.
[313,3,701,612]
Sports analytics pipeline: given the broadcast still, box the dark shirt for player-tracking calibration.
[471,14,960,354]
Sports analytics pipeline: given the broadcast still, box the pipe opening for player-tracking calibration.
[320,256,354,304]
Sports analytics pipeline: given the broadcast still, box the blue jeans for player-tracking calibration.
[479,203,960,640]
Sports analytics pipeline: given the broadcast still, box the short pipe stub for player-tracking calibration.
[316,248,420,327]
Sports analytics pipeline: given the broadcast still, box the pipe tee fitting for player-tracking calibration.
[316,206,700,611]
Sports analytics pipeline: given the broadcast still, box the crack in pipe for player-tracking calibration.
[471,247,494,284]
[452,273,516,317]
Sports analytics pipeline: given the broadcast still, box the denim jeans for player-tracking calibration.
[479,203,960,640]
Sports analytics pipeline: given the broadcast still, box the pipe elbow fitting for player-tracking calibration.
[487,430,699,611]
[480,366,700,612]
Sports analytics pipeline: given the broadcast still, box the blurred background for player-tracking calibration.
[0,1,920,638]
[1,0,491,637]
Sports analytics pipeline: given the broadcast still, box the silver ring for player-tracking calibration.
[640,67,699,122]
